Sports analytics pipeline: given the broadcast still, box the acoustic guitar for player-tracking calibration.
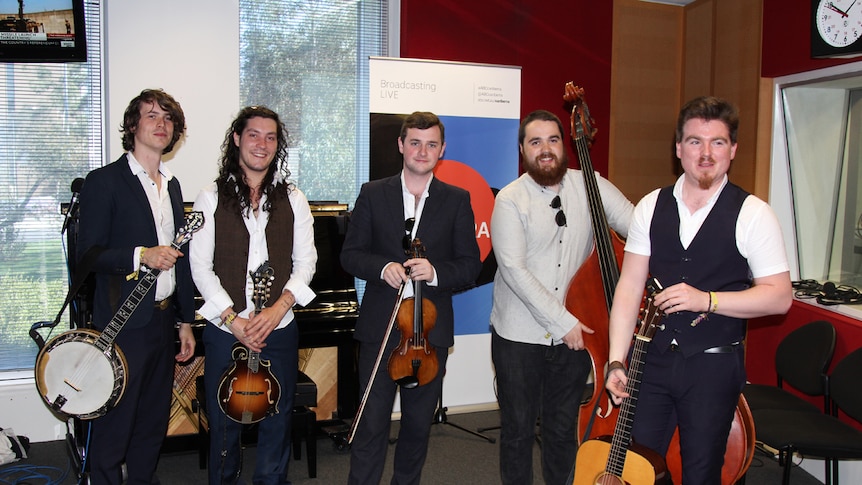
[571,278,671,485]
[217,261,282,424]
[34,211,204,419]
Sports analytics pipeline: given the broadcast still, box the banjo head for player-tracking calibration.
[35,329,127,420]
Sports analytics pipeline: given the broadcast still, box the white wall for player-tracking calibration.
[0,0,240,443]
[103,0,240,200]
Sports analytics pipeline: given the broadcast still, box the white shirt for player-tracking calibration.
[490,169,634,345]
[397,170,438,298]
[190,177,317,332]
[625,175,790,279]
[127,153,176,301]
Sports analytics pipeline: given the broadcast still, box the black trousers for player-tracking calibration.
[88,306,176,485]
[632,343,746,485]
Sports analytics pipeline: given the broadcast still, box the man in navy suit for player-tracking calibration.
[341,111,482,485]
[77,89,196,484]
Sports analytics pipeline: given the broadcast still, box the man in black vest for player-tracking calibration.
[190,106,317,484]
[605,96,792,484]
[77,89,197,485]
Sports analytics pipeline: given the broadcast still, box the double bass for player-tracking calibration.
[562,83,754,483]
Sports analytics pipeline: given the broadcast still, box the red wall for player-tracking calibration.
[400,1,614,175]
[400,0,862,424]
[762,0,860,77]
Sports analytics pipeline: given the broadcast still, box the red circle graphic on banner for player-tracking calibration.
[433,159,494,261]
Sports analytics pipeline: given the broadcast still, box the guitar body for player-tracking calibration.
[573,436,670,485]
[34,328,127,419]
[217,341,281,424]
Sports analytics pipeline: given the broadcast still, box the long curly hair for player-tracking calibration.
[216,106,292,216]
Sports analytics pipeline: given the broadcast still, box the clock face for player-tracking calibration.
[816,0,862,48]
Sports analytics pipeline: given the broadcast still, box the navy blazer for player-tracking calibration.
[340,175,482,348]
[77,154,196,330]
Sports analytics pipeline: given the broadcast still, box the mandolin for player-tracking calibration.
[217,261,282,424]
[571,278,670,485]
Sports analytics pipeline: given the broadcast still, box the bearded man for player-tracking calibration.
[489,109,634,485]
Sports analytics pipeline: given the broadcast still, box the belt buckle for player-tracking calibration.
[155,298,170,311]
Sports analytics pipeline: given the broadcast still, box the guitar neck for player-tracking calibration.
[604,336,650,477]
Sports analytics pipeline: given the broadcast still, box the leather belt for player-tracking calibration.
[155,296,172,311]
[669,341,741,354]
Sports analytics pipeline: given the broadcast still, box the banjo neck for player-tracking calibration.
[95,267,162,352]
[95,211,204,351]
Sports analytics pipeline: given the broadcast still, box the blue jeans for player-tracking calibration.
[491,329,591,485]
[203,322,298,485]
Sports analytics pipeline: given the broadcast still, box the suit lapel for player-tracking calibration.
[416,178,449,241]
[118,154,159,237]
[383,175,406,224]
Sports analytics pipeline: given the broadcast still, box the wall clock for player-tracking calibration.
[812,0,862,57]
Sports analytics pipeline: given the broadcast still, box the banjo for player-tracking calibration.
[34,211,204,420]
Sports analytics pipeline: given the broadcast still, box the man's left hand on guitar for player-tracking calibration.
[606,367,629,405]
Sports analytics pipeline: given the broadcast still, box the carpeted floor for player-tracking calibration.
[0,410,823,484]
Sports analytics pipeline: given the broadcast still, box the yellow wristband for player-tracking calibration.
[220,312,237,327]
[709,291,718,313]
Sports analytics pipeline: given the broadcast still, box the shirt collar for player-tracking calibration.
[400,170,434,195]
[226,171,285,188]
[672,173,728,206]
[127,152,173,181]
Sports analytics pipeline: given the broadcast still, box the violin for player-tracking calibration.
[387,238,439,389]
[343,238,439,446]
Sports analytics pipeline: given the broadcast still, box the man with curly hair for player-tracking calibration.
[191,106,317,484]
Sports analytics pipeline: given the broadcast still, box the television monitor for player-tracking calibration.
[0,0,87,63]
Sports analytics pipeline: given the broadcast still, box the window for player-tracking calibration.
[772,62,862,315]
[0,1,103,372]
[238,0,390,205]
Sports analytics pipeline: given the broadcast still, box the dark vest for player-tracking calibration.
[213,182,295,312]
[649,183,751,356]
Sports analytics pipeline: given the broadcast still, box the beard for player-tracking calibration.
[525,150,569,187]
[697,174,717,190]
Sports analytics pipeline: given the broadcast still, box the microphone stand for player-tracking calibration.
[431,383,495,443]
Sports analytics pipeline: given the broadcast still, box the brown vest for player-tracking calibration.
[213,183,295,312]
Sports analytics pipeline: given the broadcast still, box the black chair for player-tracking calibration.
[743,320,836,414]
[752,347,862,485]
